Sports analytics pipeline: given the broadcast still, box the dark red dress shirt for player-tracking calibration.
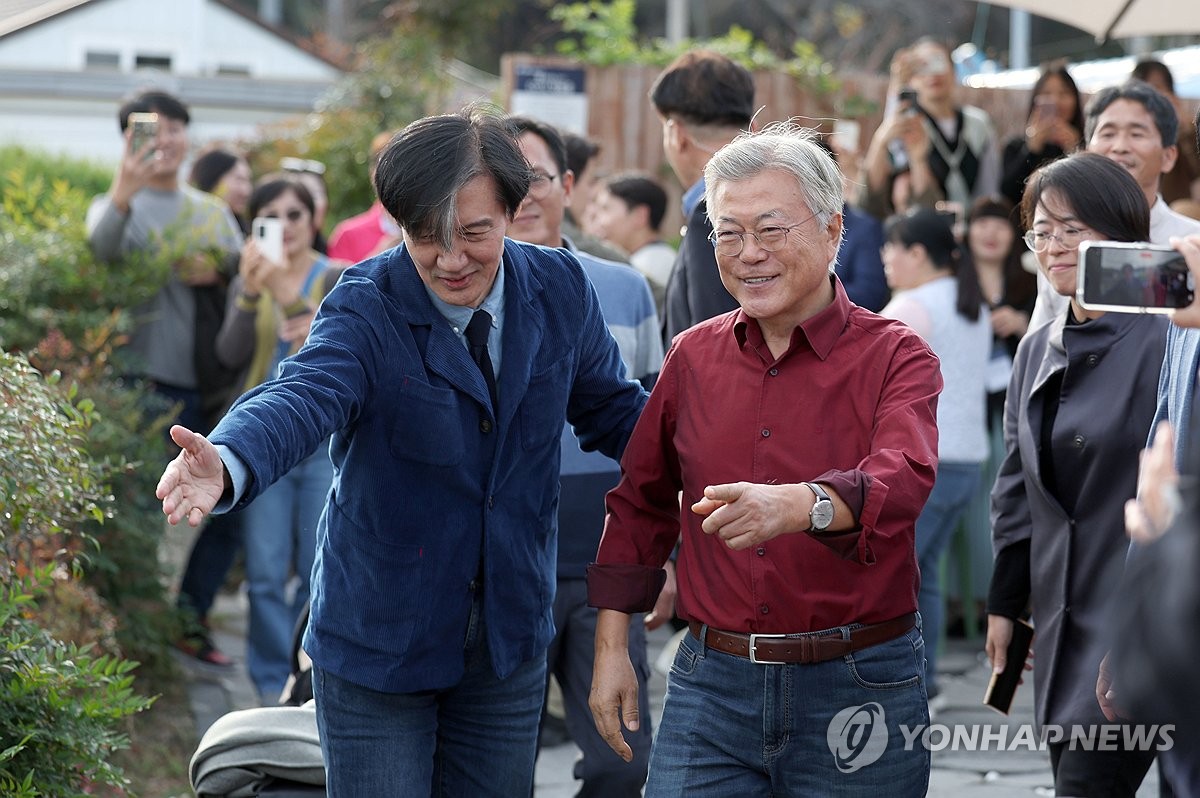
[588,277,941,633]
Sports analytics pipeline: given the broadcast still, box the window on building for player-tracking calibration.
[85,50,120,70]
[135,54,172,71]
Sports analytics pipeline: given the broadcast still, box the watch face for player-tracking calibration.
[811,500,835,530]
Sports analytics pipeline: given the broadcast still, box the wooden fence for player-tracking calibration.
[501,53,1036,236]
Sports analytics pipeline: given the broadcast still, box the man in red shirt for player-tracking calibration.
[588,123,941,795]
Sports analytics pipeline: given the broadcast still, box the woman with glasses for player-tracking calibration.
[878,207,991,705]
[213,177,350,703]
[987,152,1166,796]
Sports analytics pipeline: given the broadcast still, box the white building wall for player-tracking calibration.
[0,0,338,80]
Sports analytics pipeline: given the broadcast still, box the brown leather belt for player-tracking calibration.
[688,613,917,665]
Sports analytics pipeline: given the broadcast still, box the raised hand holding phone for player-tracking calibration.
[252,216,285,266]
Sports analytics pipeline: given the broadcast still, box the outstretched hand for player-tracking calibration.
[156,425,227,527]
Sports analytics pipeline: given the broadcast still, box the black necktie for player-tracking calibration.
[464,309,497,409]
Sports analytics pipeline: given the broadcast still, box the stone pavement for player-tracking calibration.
[179,595,1161,796]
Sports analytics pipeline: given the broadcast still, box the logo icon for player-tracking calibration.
[827,702,889,772]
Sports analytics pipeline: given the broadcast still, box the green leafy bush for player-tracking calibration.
[0,352,153,797]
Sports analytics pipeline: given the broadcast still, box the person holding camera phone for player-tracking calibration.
[211,176,350,703]
[987,152,1167,797]
[86,90,245,669]
[1029,80,1200,331]
[863,38,999,222]
[1000,65,1085,211]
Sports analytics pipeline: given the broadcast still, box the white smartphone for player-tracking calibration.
[252,216,285,265]
[127,111,158,161]
[1077,240,1194,314]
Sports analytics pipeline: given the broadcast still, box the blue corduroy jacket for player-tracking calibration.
[210,239,647,693]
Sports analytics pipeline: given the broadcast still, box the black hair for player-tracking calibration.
[650,50,755,129]
[603,172,669,231]
[1021,151,1150,243]
[885,206,983,322]
[1027,65,1085,145]
[189,148,242,193]
[248,178,316,223]
[967,195,1036,309]
[1085,80,1179,148]
[563,132,600,180]
[505,115,568,177]
[1132,59,1175,95]
[118,89,190,132]
[374,106,531,249]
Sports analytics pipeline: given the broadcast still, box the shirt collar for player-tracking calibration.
[423,254,506,331]
[733,273,849,361]
[682,178,706,216]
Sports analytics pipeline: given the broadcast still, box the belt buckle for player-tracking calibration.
[748,633,788,664]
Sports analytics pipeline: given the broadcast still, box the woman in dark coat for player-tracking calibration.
[999,65,1084,213]
[986,152,1167,797]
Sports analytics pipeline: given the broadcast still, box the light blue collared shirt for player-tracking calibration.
[216,254,508,509]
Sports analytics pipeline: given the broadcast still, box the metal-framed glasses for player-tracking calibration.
[1023,228,1088,253]
[709,215,816,257]
[527,171,560,199]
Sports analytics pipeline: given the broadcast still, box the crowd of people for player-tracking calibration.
[81,34,1200,797]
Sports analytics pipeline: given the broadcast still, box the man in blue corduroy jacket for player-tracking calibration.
[156,107,648,796]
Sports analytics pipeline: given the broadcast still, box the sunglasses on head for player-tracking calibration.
[280,156,326,176]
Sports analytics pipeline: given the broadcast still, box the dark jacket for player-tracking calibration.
[662,199,738,346]
[991,309,1166,729]
[210,239,647,693]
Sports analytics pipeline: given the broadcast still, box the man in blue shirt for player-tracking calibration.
[507,114,663,796]
[156,108,648,795]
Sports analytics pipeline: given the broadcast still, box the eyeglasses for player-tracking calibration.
[527,171,560,199]
[263,209,307,223]
[1023,228,1090,253]
[280,156,326,176]
[708,215,817,257]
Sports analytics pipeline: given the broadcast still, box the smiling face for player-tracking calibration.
[968,216,1015,264]
[708,169,841,337]
[1031,189,1096,300]
[510,132,573,248]
[1087,99,1177,202]
[402,174,508,308]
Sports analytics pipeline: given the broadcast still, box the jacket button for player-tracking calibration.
[769,368,779,377]
[479,418,492,433]
[1086,354,1099,367]
[1073,434,1085,448]
[487,495,495,509]
[761,429,771,438]
[756,546,766,556]
[760,604,770,614]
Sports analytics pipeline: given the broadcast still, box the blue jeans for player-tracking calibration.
[645,623,930,797]
[243,444,333,700]
[915,461,982,696]
[312,594,546,796]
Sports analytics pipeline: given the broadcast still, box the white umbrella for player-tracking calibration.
[977,0,1200,41]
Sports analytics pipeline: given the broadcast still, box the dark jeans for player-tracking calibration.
[1048,739,1155,798]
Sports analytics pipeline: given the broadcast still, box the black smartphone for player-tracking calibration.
[983,618,1034,715]
[898,88,920,117]
[1077,241,1194,314]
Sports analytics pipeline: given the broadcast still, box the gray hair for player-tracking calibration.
[703,122,845,268]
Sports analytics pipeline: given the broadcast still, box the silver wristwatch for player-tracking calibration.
[803,482,835,532]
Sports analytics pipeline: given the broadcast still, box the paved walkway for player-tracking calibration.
[179,593,1161,796]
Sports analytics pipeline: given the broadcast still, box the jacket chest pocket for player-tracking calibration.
[520,356,572,451]
[389,378,465,466]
